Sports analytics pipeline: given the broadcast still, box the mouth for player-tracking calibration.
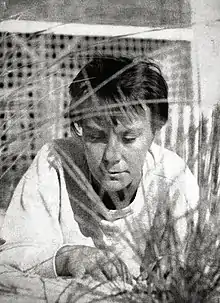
[100,166,128,178]
[103,171,127,179]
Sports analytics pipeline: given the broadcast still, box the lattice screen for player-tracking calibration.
[0,31,198,207]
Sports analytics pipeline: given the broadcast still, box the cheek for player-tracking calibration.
[126,150,146,172]
[84,143,105,166]
[125,139,152,172]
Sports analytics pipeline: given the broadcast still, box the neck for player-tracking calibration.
[91,175,139,210]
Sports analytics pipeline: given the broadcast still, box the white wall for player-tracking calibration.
[0,0,191,27]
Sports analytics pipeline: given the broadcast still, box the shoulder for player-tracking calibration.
[150,142,190,182]
[151,143,199,205]
[149,143,199,216]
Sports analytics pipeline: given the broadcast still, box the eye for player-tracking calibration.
[85,132,107,142]
[122,136,137,144]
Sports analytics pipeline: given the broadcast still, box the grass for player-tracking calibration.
[1,112,220,302]
[0,21,220,302]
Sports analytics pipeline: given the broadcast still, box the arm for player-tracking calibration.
[0,143,125,280]
[0,142,131,281]
[0,144,63,277]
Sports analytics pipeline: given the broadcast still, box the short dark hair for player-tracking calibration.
[69,55,168,132]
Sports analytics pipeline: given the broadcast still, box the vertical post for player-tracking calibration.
[191,0,220,114]
[190,0,220,200]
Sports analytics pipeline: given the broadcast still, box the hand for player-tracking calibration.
[55,245,132,283]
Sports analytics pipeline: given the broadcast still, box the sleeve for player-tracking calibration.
[0,144,64,278]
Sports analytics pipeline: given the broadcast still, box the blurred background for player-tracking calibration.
[0,0,220,220]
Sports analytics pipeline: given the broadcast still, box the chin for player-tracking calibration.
[101,180,130,192]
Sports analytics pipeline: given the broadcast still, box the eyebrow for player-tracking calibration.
[84,125,144,133]
[122,127,144,133]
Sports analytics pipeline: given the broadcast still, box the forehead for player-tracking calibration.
[82,109,151,131]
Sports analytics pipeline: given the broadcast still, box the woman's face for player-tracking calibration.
[79,107,155,193]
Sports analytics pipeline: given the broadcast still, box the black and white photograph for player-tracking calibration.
[0,1,220,302]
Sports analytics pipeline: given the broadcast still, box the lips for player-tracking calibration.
[100,166,127,175]
[101,169,126,175]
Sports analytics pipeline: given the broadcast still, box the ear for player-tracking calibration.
[72,122,83,137]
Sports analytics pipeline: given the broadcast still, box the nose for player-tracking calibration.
[103,133,121,166]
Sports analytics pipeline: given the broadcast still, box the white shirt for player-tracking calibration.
[0,138,199,277]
